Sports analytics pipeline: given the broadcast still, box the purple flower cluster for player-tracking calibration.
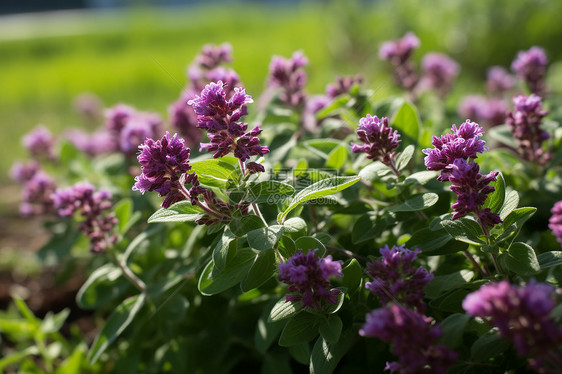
[132,132,192,208]
[420,52,460,98]
[351,115,401,172]
[549,201,562,246]
[463,280,562,371]
[278,249,343,311]
[379,32,420,92]
[22,125,56,160]
[511,46,548,95]
[365,245,433,311]
[19,171,57,216]
[52,182,118,253]
[486,66,516,95]
[360,304,457,374]
[458,96,508,127]
[105,104,163,156]
[424,121,501,231]
[326,75,364,99]
[171,43,241,145]
[268,51,308,108]
[66,129,117,157]
[506,94,550,164]
[188,81,269,166]
[73,92,103,121]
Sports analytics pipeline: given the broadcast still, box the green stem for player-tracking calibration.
[109,250,146,293]
[463,250,489,277]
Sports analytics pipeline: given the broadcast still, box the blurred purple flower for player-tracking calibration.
[326,75,364,98]
[549,201,562,246]
[511,46,548,95]
[66,129,116,157]
[486,66,516,95]
[423,120,487,181]
[463,280,562,371]
[278,249,343,310]
[351,115,401,171]
[168,92,203,148]
[268,51,308,108]
[105,104,136,136]
[19,171,57,216]
[22,125,56,160]
[379,32,420,65]
[73,92,103,120]
[195,42,233,70]
[458,96,508,128]
[420,52,460,97]
[365,245,433,311]
[10,161,40,183]
[119,114,163,155]
[132,132,192,208]
[506,94,550,164]
[360,304,457,374]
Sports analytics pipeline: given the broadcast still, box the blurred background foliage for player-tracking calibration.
[1,0,562,186]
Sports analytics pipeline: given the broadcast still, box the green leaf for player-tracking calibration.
[482,172,505,214]
[0,346,40,372]
[148,201,205,223]
[441,217,487,246]
[326,145,347,169]
[279,312,320,347]
[391,101,420,145]
[55,344,87,374]
[40,309,70,334]
[470,328,511,362]
[358,161,392,181]
[114,198,132,233]
[241,249,276,291]
[213,228,237,271]
[294,236,326,257]
[499,190,519,219]
[288,343,311,365]
[37,221,80,266]
[13,297,38,325]
[269,297,301,322]
[197,248,256,295]
[352,214,386,244]
[304,139,341,158]
[309,329,355,374]
[395,144,415,171]
[538,251,562,270]
[319,316,342,344]
[229,214,265,236]
[247,181,295,204]
[390,193,438,212]
[487,125,518,149]
[498,242,540,275]
[255,301,287,354]
[278,176,361,223]
[283,217,308,235]
[407,228,466,255]
[399,170,439,186]
[76,264,129,309]
[425,270,475,299]
[439,313,470,349]
[88,293,146,364]
[341,259,362,292]
[278,236,297,259]
[325,290,345,314]
[492,207,537,250]
[247,225,285,251]
[429,280,487,313]
[190,157,239,188]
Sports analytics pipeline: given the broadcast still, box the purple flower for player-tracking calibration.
[549,201,562,246]
[10,161,40,183]
[351,115,401,169]
[423,120,487,181]
[379,32,420,65]
[168,92,202,148]
[506,94,550,164]
[268,51,308,108]
[66,129,116,157]
[73,92,102,120]
[360,304,457,374]
[420,52,460,97]
[132,132,192,208]
[458,96,508,128]
[326,75,364,98]
[511,46,548,95]
[195,43,233,70]
[19,171,57,216]
[449,158,502,228]
[278,249,343,310]
[105,104,136,135]
[52,182,117,253]
[22,125,55,160]
[188,81,269,163]
[365,245,433,311]
[463,280,562,370]
[486,66,516,95]
[119,114,163,155]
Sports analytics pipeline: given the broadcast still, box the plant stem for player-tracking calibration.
[109,250,146,293]
[463,250,489,277]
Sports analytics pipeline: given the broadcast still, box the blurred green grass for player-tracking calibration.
[2,0,562,186]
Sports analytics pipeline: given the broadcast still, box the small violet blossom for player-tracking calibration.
[511,46,548,95]
[66,129,117,157]
[365,245,433,311]
[19,171,57,217]
[423,120,487,181]
[486,66,516,95]
[278,249,343,311]
[549,201,562,246]
[188,81,269,165]
[463,280,562,372]
[351,115,401,173]
[379,32,420,91]
[132,132,192,208]
[458,96,508,127]
[52,182,117,253]
[420,52,460,98]
[326,75,364,99]
[10,161,40,183]
[22,125,56,160]
[268,51,308,108]
[360,304,457,374]
[506,94,550,164]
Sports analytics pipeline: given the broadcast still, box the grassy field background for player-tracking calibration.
[2,0,562,188]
